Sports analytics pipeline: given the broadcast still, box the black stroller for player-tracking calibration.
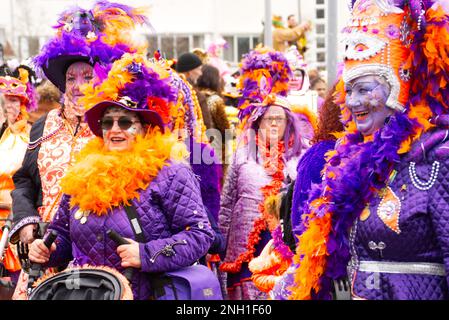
[27,230,133,300]
[0,209,15,300]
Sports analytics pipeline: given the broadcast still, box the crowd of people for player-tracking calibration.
[1,0,449,301]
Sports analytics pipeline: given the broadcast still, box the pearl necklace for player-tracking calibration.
[408,161,440,191]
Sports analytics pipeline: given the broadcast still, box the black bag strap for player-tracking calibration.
[123,205,146,243]
[123,205,179,300]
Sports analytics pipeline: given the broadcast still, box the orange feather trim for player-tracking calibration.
[60,129,188,216]
[80,53,171,111]
[291,104,318,131]
[288,210,332,300]
[411,6,449,111]
[90,4,149,54]
[0,174,14,191]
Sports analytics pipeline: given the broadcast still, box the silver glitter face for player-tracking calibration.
[343,64,404,112]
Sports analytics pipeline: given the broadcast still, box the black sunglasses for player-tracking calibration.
[100,116,140,131]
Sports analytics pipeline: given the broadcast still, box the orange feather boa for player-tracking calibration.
[60,129,188,215]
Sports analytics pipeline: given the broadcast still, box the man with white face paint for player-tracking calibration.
[344,75,393,137]
[273,0,449,301]
[8,1,149,300]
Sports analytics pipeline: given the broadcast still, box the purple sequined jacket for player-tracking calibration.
[271,133,449,300]
[46,163,214,300]
[349,147,449,300]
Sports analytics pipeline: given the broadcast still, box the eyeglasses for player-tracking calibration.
[261,116,287,124]
[100,116,140,131]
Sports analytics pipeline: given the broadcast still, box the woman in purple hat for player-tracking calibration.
[27,54,214,300]
[9,1,149,299]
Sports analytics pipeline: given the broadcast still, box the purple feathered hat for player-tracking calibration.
[237,47,292,122]
[82,53,178,137]
[33,0,149,93]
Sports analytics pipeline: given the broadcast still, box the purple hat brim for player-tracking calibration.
[43,55,92,93]
[85,100,165,137]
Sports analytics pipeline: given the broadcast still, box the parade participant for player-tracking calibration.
[249,47,318,260]
[218,94,304,300]
[9,1,149,299]
[311,77,327,100]
[242,50,321,294]
[269,85,344,300]
[283,0,449,300]
[197,64,231,177]
[175,52,213,131]
[287,15,308,55]
[237,46,292,127]
[0,63,38,281]
[27,53,214,300]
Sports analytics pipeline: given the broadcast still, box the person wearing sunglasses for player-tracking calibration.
[27,54,214,300]
[8,2,149,299]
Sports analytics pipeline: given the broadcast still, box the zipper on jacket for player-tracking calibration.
[149,240,187,263]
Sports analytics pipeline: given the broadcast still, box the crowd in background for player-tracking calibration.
[2,0,449,302]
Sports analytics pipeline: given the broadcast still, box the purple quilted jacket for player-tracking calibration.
[46,162,214,300]
[349,144,449,300]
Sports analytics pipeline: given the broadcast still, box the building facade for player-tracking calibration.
[0,0,350,76]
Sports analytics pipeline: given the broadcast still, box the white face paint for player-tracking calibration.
[64,62,94,117]
[345,75,393,136]
[127,125,138,135]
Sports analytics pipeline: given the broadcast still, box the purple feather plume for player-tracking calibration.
[272,225,294,261]
[25,82,38,112]
[237,49,292,118]
[120,65,177,108]
[33,0,149,81]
